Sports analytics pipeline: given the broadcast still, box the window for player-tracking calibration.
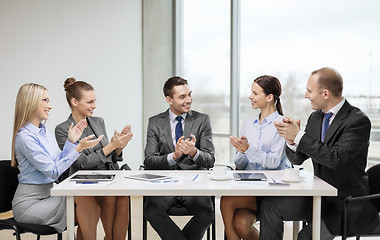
[182,0,232,163]
[180,0,380,164]
[240,0,380,163]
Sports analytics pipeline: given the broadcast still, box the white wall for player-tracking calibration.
[142,0,174,138]
[0,0,143,170]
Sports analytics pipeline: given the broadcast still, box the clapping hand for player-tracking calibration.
[179,134,197,157]
[120,125,132,136]
[273,116,301,145]
[230,136,249,153]
[76,134,104,153]
[173,136,185,160]
[112,125,133,155]
[67,119,88,144]
[111,130,133,149]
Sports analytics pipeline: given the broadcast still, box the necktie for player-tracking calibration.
[321,112,333,141]
[175,116,183,143]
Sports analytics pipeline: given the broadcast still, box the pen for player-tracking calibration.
[192,174,199,181]
[107,181,116,187]
[270,178,290,186]
[76,181,98,184]
[163,180,179,183]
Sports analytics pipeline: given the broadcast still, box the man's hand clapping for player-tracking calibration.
[273,117,301,145]
[173,136,185,160]
[173,134,197,159]
[179,134,197,158]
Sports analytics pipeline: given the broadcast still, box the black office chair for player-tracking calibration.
[142,196,216,240]
[342,164,380,239]
[0,160,63,240]
[139,164,216,240]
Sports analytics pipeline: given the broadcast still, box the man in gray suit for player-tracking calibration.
[143,76,215,240]
[260,67,379,239]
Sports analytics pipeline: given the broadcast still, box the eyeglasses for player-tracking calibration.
[42,98,51,103]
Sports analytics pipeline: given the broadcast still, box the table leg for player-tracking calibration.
[66,196,75,240]
[312,196,321,240]
[292,221,299,240]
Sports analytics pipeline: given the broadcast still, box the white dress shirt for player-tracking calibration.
[289,98,346,151]
[235,111,291,170]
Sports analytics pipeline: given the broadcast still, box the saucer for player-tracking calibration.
[209,172,233,181]
[281,176,305,183]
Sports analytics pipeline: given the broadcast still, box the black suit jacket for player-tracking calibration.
[286,100,379,235]
[144,109,215,170]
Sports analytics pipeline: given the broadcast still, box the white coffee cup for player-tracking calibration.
[283,166,301,180]
[209,166,227,177]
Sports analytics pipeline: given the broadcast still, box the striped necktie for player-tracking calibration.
[321,112,333,141]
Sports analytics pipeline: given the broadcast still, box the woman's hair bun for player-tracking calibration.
[64,77,76,91]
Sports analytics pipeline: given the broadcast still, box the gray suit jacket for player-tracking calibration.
[55,114,122,175]
[144,109,215,170]
[286,100,379,235]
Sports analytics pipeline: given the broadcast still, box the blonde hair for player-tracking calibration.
[11,83,47,167]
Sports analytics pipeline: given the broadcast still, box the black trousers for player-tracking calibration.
[259,196,335,240]
[144,196,214,240]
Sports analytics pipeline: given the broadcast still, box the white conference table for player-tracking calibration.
[51,169,337,240]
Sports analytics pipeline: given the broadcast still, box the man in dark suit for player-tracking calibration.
[143,76,215,240]
[260,67,379,239]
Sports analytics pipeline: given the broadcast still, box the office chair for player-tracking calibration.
[342,163,380,239]
[0,160,62,240]
[142,196,216,240]
[138,164,215,240]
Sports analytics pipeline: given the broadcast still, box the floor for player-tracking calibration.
[0,196,374,239]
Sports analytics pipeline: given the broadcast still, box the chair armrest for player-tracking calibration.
[214,162,235,170]
[345,193,380,204]
[343,193,380,239]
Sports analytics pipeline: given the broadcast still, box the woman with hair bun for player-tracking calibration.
[11,83,103,233]
[55,78,133,240]
[220,75,291,240]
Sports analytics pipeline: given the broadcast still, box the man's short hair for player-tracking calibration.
[163,76,188,97]
[311,67,343,97]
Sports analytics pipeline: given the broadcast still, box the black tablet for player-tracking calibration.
[70,173,116,182]
[233,172,267,181]
[124,173,171,181]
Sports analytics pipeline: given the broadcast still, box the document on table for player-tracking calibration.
[148,179,181,184]
[169,173,201,181]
